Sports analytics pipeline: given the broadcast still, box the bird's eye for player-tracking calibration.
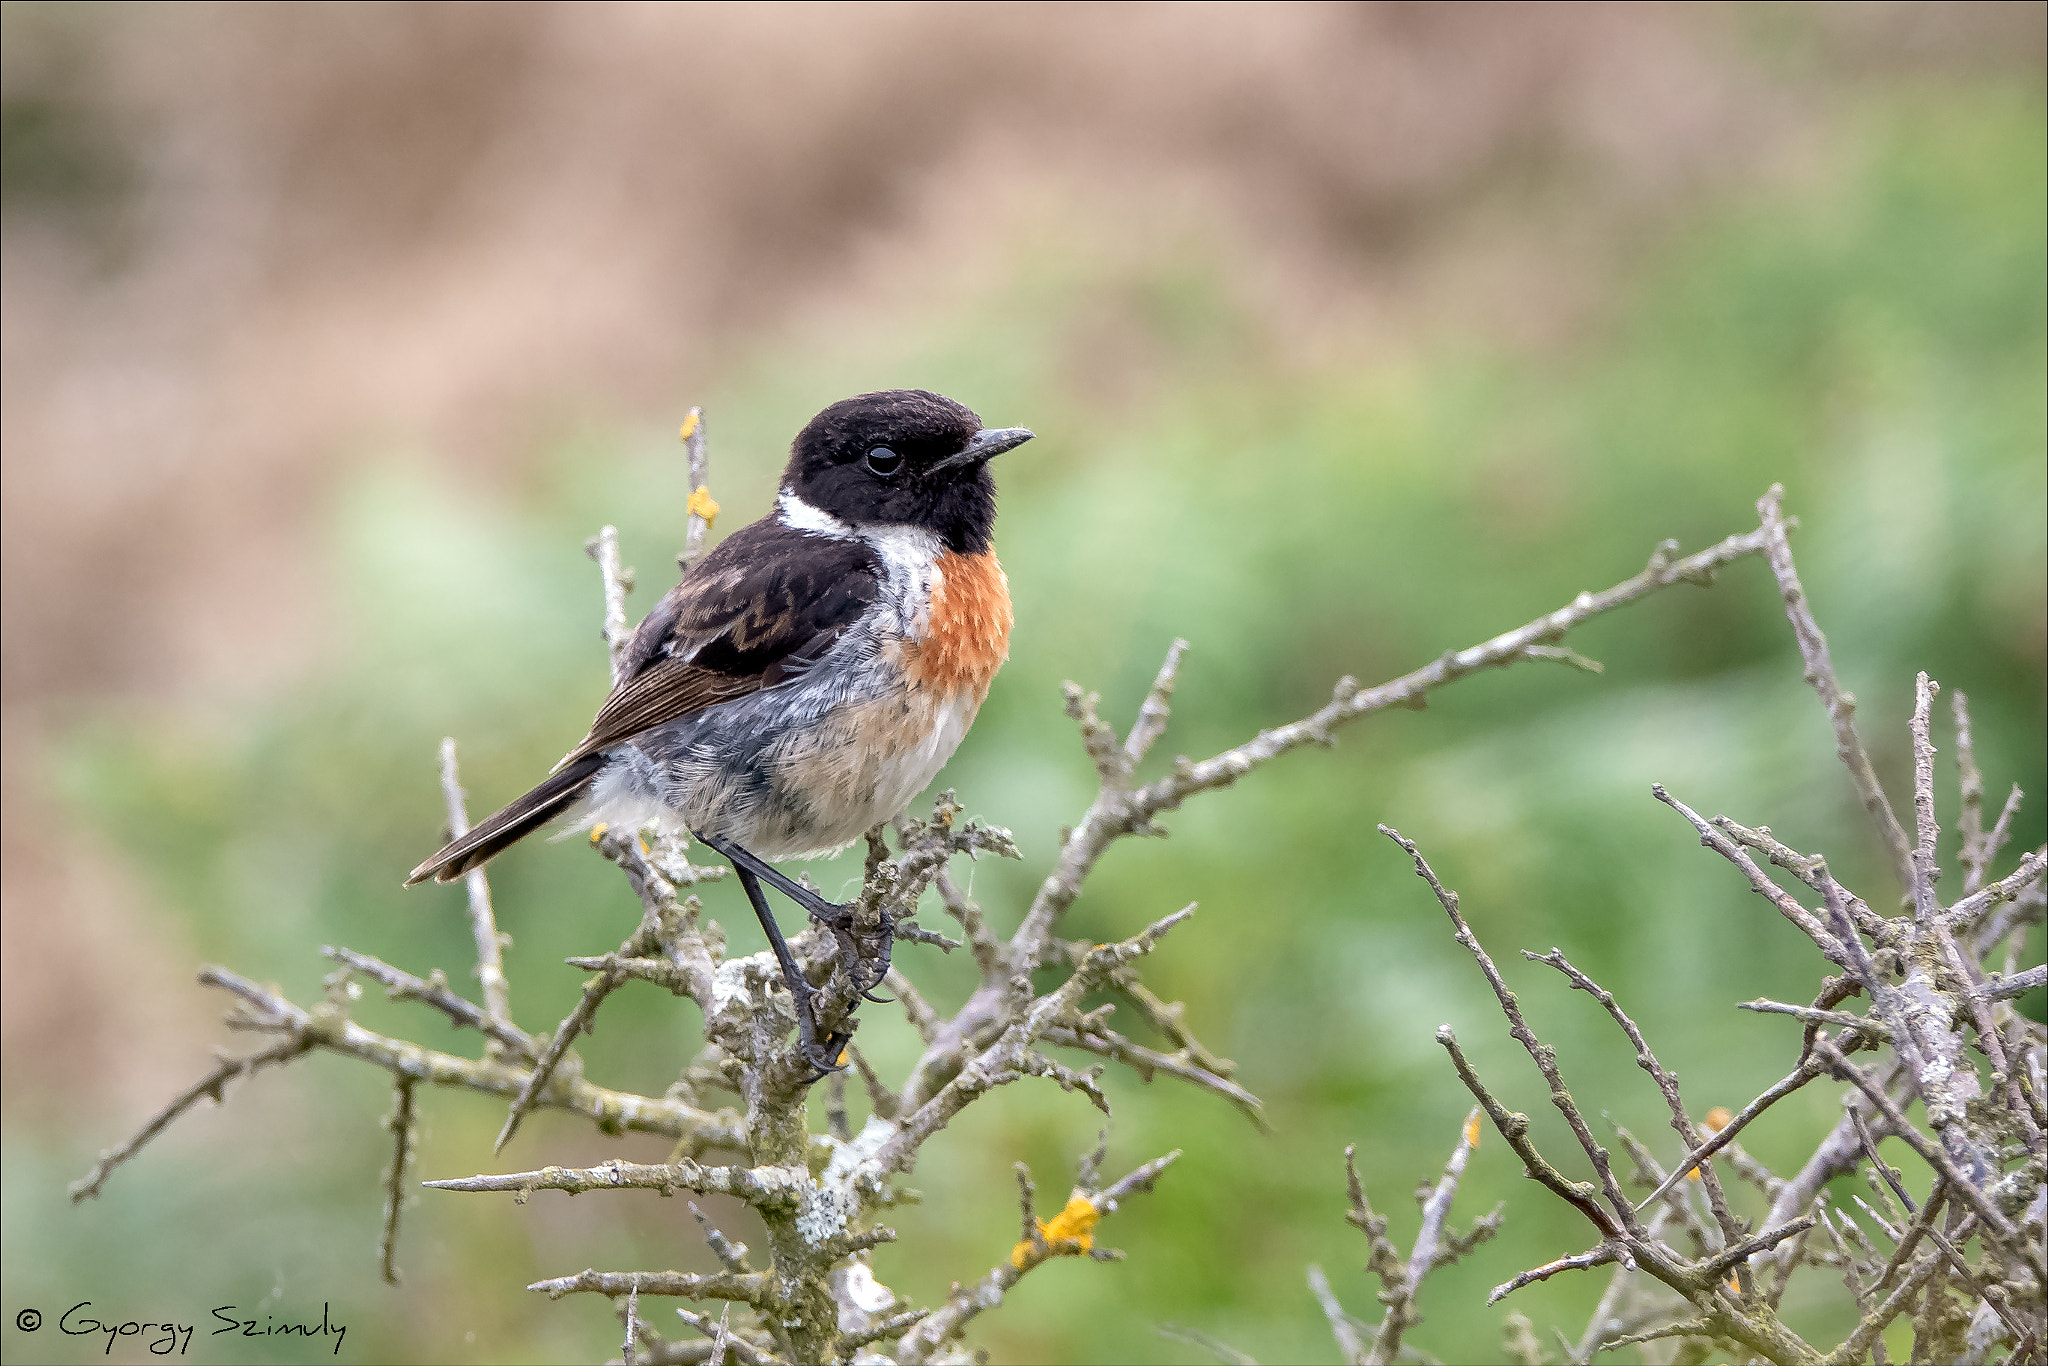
[863,446,903,477]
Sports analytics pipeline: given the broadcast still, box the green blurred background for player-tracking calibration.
[2,4,2043,1364]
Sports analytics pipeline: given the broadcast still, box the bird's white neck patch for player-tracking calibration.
[777,488,940,627]
[777,488,854,539]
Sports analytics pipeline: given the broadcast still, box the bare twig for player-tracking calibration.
[1529,949,1742,1248]
[1651,786,1850,967]
[1825,1223,1975,1366]
[1970,785,2026,905]
[323,945,536,1062]
[895,1150,1178,1364]
[1713,816,1892,941]
[1343,1145,1406,1297]
[1504,1312,1550,1366]
[1755,485,1913,888]
[876,519,1782,1128]
[1739,999,1886,1039]
[838,1306,931,1354]
[690,1202,753,1274]
[1598,1319,1718,1356]
[379,1075,418,1285]
[1612,1123,1712,1258]
[1384,827,1639,1237]
[1308,1264,1368,1366]
[70,1031,312,1203]
[193,965,742,1145]
[1942,847,2046,933]
[495,883,691,1154]
[1364,1109,1485,1363]
[587,524,634,684]
[1909,673,1944,921]
[1635,1060,1828,1214]
[1396,817,1850,1364]
[678,407,716,573]
[1491,1246,1622,1305]
[1757,1061,1908,1271]
[1570,1205,1672,1363]
[424,1156,791,1206]
[674,1305,777,1366]
[438,738,515,1046]
[529,1268,770,1306]
[1811,1041,2028,1267]
[1694,1216,1818,1282]
[1870,1184,1949,1294]
[495,957,631,1154]
[1852,1113,2033,1348]
[1975,964,2045,1003]
[1160,1321,1261,1366]
[1038,1022,1265,1126]
[875,910,1194,1175]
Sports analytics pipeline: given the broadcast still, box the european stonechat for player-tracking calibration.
[407,389,1032,1071]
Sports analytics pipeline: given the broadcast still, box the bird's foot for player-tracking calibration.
[690,832,882,1078]
[789,977,853,1079]
[809,901,896,1002]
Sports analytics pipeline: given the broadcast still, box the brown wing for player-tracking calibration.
[552,518,880,770]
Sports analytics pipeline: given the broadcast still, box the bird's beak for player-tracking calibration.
[932,426,1034,472]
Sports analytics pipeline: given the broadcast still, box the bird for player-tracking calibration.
[407,389,1031,1073]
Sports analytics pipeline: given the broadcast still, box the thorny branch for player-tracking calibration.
[70,1033,312,1204]
[1755,485,1914,888]
[588,523,634,685]
[1525,947,1744,1249]
[379,1076,418,1285]
[1356,484,2044,1366]
[1311,1109,1499,1366]
[77,470,2041,1364]
[322,944,537,1063]
[893,1150,1179,1364]
[439,737,515,1051]
[678,407,716,574]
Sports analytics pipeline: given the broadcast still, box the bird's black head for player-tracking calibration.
[782,390,1032,554]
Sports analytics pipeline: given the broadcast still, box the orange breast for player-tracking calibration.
[906,550,1012,698]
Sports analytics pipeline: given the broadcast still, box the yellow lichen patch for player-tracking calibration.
[1009,1194,1100,1269]
[1464,1113,1482,1148]
[688,486,720,528]
[677,411,700,442]
[589,823,609,843]
[1042,1194,1099,1247]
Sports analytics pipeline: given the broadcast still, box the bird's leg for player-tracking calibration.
[694,832,894,1000]
[727,861,849,1077]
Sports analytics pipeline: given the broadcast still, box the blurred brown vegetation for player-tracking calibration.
[10,1,2040,701]
[3,4,2043,1364]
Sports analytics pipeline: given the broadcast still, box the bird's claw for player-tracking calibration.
[789,979,853,1079]
[801,1037,851,1079]
[698,835,885,1087]
[811,901,895,1000]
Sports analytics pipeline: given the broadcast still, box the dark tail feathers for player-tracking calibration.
[405,753,603,885]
